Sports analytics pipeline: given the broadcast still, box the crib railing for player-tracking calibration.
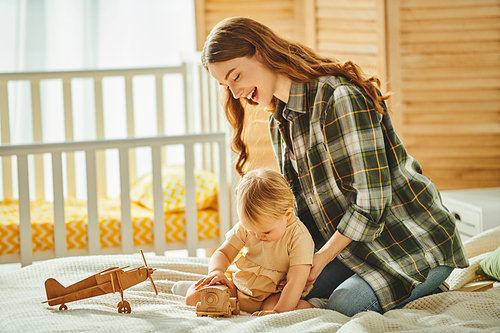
[0,133,230,266]
[0,63,225,201]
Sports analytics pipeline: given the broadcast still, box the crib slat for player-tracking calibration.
[30,79,45,200]
[17,154,32,266]
[119,147,133,254]
[93,77,107,197]
[230,159,239,227]
[209,77,220,131]
[85,149,100,255]
[182,63,194,134]
[216,84,225,132]
[184,143,197,257]
[31,80,43,142]
[94,77,105,139]
[0,81,13,199]
[62,78,76,198]
[155,74,166,166]
[216,140,231,244]
[200,68,212,171]
[52,152,66,259]
[124,75,137,185]
[65,153,76,198]
[125,76,135,136]
[151,145,166,255]
[1,156,12,200]
[156,75,164,136]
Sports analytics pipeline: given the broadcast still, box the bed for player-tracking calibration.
[1,227,499,332]
[0,63,235,266]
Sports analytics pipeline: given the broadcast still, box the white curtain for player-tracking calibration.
[0,0,198,199]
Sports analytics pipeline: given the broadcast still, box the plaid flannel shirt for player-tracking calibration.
[269,76,468,311]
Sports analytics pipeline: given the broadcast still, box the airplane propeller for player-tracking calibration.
[140,250,158,295]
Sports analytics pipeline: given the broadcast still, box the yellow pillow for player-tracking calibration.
[130,165,218,213]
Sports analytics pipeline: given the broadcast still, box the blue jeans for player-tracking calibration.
[304,258,453,316]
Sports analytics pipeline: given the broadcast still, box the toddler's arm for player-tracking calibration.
[194,241,239,290]
[272,264,311,313]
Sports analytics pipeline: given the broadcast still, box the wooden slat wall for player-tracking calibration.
[316,0,387,85]
[387,0,500,190]
[195,0,314,51]
[195,0,500,189]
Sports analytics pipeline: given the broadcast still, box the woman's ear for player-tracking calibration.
[254,49,263,62]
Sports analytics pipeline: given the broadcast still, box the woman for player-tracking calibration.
[202,16,468,316]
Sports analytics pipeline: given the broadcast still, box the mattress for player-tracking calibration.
[0,166,220,255]
[0,198,219,254]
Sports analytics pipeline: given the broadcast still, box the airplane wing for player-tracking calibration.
[44,280,114,306]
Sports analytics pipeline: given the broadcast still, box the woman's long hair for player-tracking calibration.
[202,17,389,175]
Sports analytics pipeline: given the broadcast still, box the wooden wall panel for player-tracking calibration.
[315,0,387,85]
[195,0,314,51]
[387,0,500,190]
[195,0,500,189]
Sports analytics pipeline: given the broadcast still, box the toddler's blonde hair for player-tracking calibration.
[236,168,295,229]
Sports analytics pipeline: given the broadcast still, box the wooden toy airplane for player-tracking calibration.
[42,250,157,313]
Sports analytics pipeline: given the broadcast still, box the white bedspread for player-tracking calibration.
[1,229,500,332]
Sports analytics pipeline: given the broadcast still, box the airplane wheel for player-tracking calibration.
[117,301,131,314]
[59,304,68,311]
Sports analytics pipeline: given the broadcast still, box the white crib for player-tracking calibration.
[0,63,235,266]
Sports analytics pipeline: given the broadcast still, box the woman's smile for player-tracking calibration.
[246,87,258,102]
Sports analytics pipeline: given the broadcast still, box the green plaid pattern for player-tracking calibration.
[269,76,468,311]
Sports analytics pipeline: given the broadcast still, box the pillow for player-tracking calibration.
[130,165,218,213]
[476,246,500,281]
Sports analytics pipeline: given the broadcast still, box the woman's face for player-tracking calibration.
[207,53,288,106]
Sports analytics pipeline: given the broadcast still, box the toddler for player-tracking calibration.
[173,168,315,316]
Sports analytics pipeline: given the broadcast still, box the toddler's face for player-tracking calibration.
[242,215,287,242]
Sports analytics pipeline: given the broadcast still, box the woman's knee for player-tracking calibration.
[326,287,351,314]
[327,288,381,316]
[305,258,355,300]
[326,275,381,317]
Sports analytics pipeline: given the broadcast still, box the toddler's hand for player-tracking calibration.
[194,270,233,290]
[251,310,278,316]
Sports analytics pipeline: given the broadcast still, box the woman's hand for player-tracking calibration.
[194,270,234,290]
[306,252,330,286]
[277,278,287,291]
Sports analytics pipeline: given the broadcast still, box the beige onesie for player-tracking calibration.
[225,215,315,313]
